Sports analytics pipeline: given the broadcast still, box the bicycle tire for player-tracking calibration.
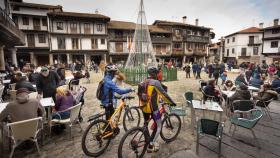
[160,113,181,143]
[81,119,111,157]
[123,106,141,131]
[118,127,149,158]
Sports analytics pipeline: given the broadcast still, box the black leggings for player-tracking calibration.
[143,112,157,143]
[105,104,115,120]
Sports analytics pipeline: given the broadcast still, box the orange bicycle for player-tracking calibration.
[81,95,140,157]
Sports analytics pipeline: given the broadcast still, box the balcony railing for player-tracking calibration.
[172,48,184,55]
[193,49,207,56]
[248,40,262,46]
[184,35,209,43]
[151,36,171,43]
[0,7,25,43]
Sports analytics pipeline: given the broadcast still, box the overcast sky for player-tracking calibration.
[25,0,279,42]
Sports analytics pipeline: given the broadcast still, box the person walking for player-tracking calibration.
[184,63,191,78]
[192,62,198,78]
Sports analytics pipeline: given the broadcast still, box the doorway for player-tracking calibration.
[91,55,102,65]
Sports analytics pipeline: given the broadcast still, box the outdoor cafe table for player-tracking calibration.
[40,97,55,134]
[190,100,223,134]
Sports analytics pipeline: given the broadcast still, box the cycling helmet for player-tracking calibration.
[147,66,159,75]
[105,64,118,72]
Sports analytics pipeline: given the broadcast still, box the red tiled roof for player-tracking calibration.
[225,27,262,37]
[153,20,211,30]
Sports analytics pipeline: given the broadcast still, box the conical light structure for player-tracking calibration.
[125,0,157,68]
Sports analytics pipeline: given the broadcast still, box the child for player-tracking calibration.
[220,71,227,85]
[112,71,126,108]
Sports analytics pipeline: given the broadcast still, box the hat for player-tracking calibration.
[16,88,30,95]
[41,67,48,72]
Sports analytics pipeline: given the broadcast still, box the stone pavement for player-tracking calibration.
[3,70,244,158]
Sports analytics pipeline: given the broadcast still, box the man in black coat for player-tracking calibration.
[36,67,60,101]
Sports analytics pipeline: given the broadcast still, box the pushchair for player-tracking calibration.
[72,86,87,122]
[199,80,208,91]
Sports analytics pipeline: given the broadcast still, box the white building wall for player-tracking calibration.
[65,38,72,50]
[81,38,92,50]
[51,36,57,50]
[264,30,280,38]
[263,40,280,53]
[98,38,107,49]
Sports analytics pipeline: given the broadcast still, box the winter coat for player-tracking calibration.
[255,90,278,107]
[0,93,45,122]
[36,71,60,98]
[229,89,251,101]
[15,80,36,92]
[55,91,74,112]
[249,76,263,88]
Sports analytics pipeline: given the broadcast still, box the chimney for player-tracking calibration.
[274,19,279,26]
[259,23,264,29]
[95,9,99,14]
[195,18,199,26]
[182,16,187,24]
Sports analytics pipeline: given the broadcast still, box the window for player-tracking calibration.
[12,6,20,11]
[91,38,98,49]
[241,48,247,56]
[115,43,123,52]
[22,17,29,25]
[187,30,191,35]
[72,38,79,49]
[232,37,235,42]
[271,41,278,48]
[57,22,63,30]
[232,48,235,54]
[249,36,254,44]
[57,37,65,49]
[97,24,103,32]
[173,43,182,49]
[272,29,280,34]
[101,38,105,45]
[253,47,258,55]
[33,18,40,30]
[38,34,46,43]
[70,22,77,33]
[42,18,47,26]
[227,39,229,43]
[115,30,123,38]
[84,23,91,34]
[227,49,229,56]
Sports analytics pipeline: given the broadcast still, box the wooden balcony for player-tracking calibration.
[151,36,171,43]
[184,35,209,43]
[0,7,25,46]
[172,48,184,55]
[193,49,207,56]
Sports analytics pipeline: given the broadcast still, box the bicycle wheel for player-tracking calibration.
[81,119,111,157]
[160,113,181,143]
[123,106,141,131]
[118,127,149,158]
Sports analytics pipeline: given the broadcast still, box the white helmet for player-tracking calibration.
[105,64,118,72]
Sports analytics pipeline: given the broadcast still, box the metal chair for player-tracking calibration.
[229,103,263,147]
[196,118,224,158]
[0,85,4,102]
[230,100,255,113]
[51,103,83,138]
[256,98,274,119]
[7,117,43,158]
[201,87,215,102]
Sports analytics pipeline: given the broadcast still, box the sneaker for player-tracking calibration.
[147,144,159,153]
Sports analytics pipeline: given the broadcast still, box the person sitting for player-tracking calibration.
[254,84,278,106]
[0,88,45,122]
[52,86,74,120]
[222,80,236,91]
[235,73,248,86]
[249,74,263,88]
[271,75,280,93]
[229,83,251,111]
[203,79,220,102]
[15,76,36,92]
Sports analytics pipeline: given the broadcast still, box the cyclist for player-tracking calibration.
[101,64,133,120]
[141,66,176,152]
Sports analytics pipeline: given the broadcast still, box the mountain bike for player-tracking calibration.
[118,103,181,158]
[81,95,141,157]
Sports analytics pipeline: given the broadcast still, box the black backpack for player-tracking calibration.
[96,79,105,100]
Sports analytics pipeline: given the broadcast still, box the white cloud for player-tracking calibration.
[25,0,279,42]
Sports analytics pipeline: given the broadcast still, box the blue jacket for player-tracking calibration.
[249,75,263,88]
[101,74,132,106]
[192,64,198,72]
[272,79,280,89]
